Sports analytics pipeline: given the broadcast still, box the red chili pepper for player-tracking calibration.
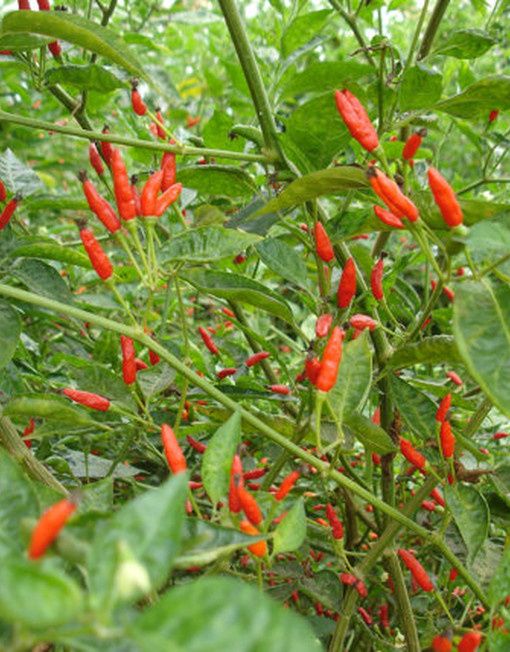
[229,454,243,513]
[36,0,51,9]
[135,358,148,371]
[120,335,137,385]
[457,631,482,652]
[198,326,219,355]
[369,168,419,222]
[186,435,207,453]
[349,314,377,331]
[489,109,499,123]
[355,579,368,598]
[0,196,19,230]
[430,487,445,507]
[154,182,182,217]
[325,503,343,539]
[305,356,321,385]
[79,227,113,280]
[446,370,463,386]
[245,351,270,367]
[239,520,267,557]
[148,350,160,366]
[421,500,436,512]
[373,205,405,229]
[371,257,384,301]
[337,257,356,308]
[100,126,113,167]
[130,176,142,216]
[141,170,163,216]
[440,419,455,458]
[63,388,110,411]
[18,0,31,8]
[217,367,237,379]
[449,568,458,582]
[0,179,5,202]
[161,151,177,191]
[130,80,147,116]
[397,549,434,592]
[357,607,373,626]
[79,171,121,233]
[111,148,137,221]
[236,484,263,525]
[243,468,267,480]
[154,110,166,139]
[48,41,61,58]
[334,89,379,152]
[315,314,333,338]
[22,418,35,448]
[428,167,463,228]
[442,285,455,302]
[28,498,77,559]
[402,128,426,161]
[379,604,390,629]
[316,327,344,393]
[314,222,334,262]
[372,452,381,465]
[432,635,452,652]
[161,423,187,474]
[435,393,451,422]
[88,143,104,176]
[275,470,300,501]
[493,432,510,441]
[268,384,291,395]
[339,572,357,586]
[399,437,427,471]
[222,307,235,318]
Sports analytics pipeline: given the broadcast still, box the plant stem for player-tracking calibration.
[417,0,451,60]
[386,553,421,652]
[327,0,377,68]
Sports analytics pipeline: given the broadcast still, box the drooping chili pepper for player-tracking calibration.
[28,498,77,559]
[373,205,405,229]
[350,314,377,331]
[79,171,121,233]
[430,487,445,507]
[402,128,426,161]
[339,572,357,586]
[446,370,463,386]
[399,437,427,471]
[149,349,160,366]
[268,384,291,395]
[141,169,163,216]
[457,631,483,652]
[130,175,142,216]
[325,503,344,539]
[305,355,321,385]
[154,109,166,139]
[36,0,50,9]
[0,196,19,230]
[134,358,148,371]
[368,168,419,222]
[120,335,137,385]
[489,109,499,123]
[421,500,436,512]
[22,418,35,448]
[63,388,110,411]
[130,80,147,116]
[337,257,356,308]
[186,435,207,453]
[371,257,384,301]
[431,635,452,652]
[314,222,334,262]
[217,367,237,379]
[0,179,6,202]
[275,470,300,501]
[379,604,390,629]
[154,182,182,217]
[315,313,333,338]
[236,483,263,525]
[427,167,463,228]
[48,41,62,58]
[316,327,344,393]
[161,423,187,474]
[357,607,373,626]
[442,285,455,302]
[239,520,267,558]
[440,419,455,458]
[18,0,31,8]
[245,351,270,367]
[198,326,219,355]
[397,549,434,592]
[355,579,368,598]
[111,148,137,221]
[161,151,177,191]
[334,89,379,152]
[229,454,243,513]
[79,227,113,280]
[88,142,104,176]
[100,126,113,167]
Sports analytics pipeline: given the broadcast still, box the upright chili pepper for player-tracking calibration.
[427,167,463,228]
[48,41,62,58]
[431,635,452,652]
[275,470,300,501]
[436,393,452,422]
[373,205,404,229]
[397,549,434,592]
[236,484,263,525]
[305,355,321,385]
[120,335,136,385]
[314,222,334,262]
[315,313,333,338]
[457,631,482,652]
[161,151,177,191]
[430,487,445,507]
[130,80,147,116]
[100,126,113,167]
[18,0,31,8]
[111,148,137,221]
[334,89,379,152]
[141,170,163,216]
[325,503,344,539]
[161,423,187,474]
[358,607,373,626]
[245,351,270,367]
[402,128,426,161]
[229,454,243,513]
[0,196,19,230]
[440,420,455,458]
[154,182,182,217]
[79,226,113,280]
[63,388,110,411]
[28,498,77,559]
[88,142,104,176]
[379,604,390,629]
[489,109,499,123]
[155,109,166,139]
[198,326,219,355]
[22,418,35,448]
[368,168,419,222]
[36,0,51,9]
[337,257,356,308]
[399,437,427,471]
[0,179,6,202]
[239,520,267,558]
[79,171,121,233]
[316,327,344,392]
[371,257,384,301]
[130,175,142,216]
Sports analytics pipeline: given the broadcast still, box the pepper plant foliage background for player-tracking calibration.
[0,0,510,650]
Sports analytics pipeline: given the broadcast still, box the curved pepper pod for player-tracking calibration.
[369,168,419,222]
[427,167,463,228]
[334,89,379,152]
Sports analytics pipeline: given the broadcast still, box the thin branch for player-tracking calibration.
[417,0,451,60]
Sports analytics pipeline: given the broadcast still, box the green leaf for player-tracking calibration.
[137,363,176,399]
[281,61,372,97]
[202,412,242,504]
[0,301,20,370]
[399,64,443,111]
[14,259,73,304]
[255,237,308,288]
[10,238,92,268]
[0,559,82,628]
[389,336,461,369]
[489,546,510,606]
[434,29,496,59]
[435,76,510,120]
[2,10,147,81]
[328,332,373,423]
[63,449,142,480]
[130,576,322,652]
[160,226,260,264]
[257,167,368,215]
[178,165,256,198]
[45,64,126,93]
[0,148,43,197]
[4,394,95,426]
[445,484,489,565]
[184,270,295,325]
[0,31,53,50]
[88,474,187,610]
[282,9,332,55]
[453,280,510,417]
[273,498,307,555]
[343,412,396,454]
[390,375,437,442]
[467,219,510,276]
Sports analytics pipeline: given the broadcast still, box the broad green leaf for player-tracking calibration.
[2,10,147,81]
[255,237,308,288]
[399,64,443,111]
[343,412,396,454]
[63,449,142,480]
[280,61,372,97]
[453,280,510,417]
[160,226,260,263]
[202,412,242,504]
[45,64,126,93]
[88,474,187,610]
[0,32,53,50]
[10,238,92,268]
[0,148,43,197]
[273,498,307,555]
[282,9,332,55]
[184,270,295,325]
[137,363,176,399]
[0,301,20,370]
[389,336,461,369]
[0,559,82,628]
[130,576,322,652]
[390,375,437,442]
[14,259,73,304]
[445,484,489,565]
[467,219,510,276]
[257,167,368,215]
[25,196,88,211]
[203,110,243,152]
[4,394,95,426]
[328,332,372,422]
[434,29,496,59]
[489,546,510,606]
[178,165,256,198]
[436,76,510,120]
